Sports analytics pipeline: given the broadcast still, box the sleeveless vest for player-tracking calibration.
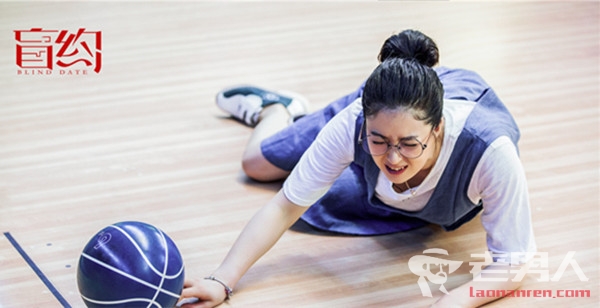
[300,68,520,235]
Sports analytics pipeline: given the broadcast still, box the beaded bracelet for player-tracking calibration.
[204,275,233,300]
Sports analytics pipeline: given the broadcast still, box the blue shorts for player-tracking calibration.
[260,67,491,235]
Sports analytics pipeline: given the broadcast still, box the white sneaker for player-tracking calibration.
[216,85,309,126]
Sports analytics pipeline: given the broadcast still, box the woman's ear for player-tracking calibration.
[433,117,444,136]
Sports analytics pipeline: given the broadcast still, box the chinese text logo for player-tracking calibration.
[15,28,102,75]
[408,249,589,298]
[408,248,463,297]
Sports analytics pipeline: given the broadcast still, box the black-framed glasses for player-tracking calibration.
[357,121,433,158]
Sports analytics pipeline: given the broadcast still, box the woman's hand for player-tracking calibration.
[178,190,307,307]
[178,278,228,308]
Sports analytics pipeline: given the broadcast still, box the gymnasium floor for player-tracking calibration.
[0,1,598,307]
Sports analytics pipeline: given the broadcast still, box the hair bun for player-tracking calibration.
[378,29,439,67]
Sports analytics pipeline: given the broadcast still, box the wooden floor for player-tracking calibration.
[0,1,598,307]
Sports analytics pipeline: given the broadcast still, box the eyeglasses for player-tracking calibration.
[357,121,433,158]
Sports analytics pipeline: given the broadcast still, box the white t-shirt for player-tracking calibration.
[283,98,536,263]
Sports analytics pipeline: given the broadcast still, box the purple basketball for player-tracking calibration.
[77,221,185,307]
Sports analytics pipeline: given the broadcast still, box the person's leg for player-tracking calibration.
[217,83,365,182]
[216,86,309,182]
[241,103,292,182]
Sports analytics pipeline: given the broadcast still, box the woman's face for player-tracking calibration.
[364,108,440,185]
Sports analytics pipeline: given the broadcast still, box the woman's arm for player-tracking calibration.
[179,101,360,307]
[434,138,536,307]
[179,190,308,307]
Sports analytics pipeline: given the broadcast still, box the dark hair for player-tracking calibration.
[378,29,439,66]
[362,30,443,127]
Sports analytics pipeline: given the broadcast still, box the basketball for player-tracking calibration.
[77,221,185,307]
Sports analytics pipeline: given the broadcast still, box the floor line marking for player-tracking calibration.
[3,231,72,308]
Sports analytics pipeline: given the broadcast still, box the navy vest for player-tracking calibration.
[353,69,520,230]
[300,68,520,235]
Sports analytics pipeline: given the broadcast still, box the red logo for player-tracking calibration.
[15,28,102,75]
